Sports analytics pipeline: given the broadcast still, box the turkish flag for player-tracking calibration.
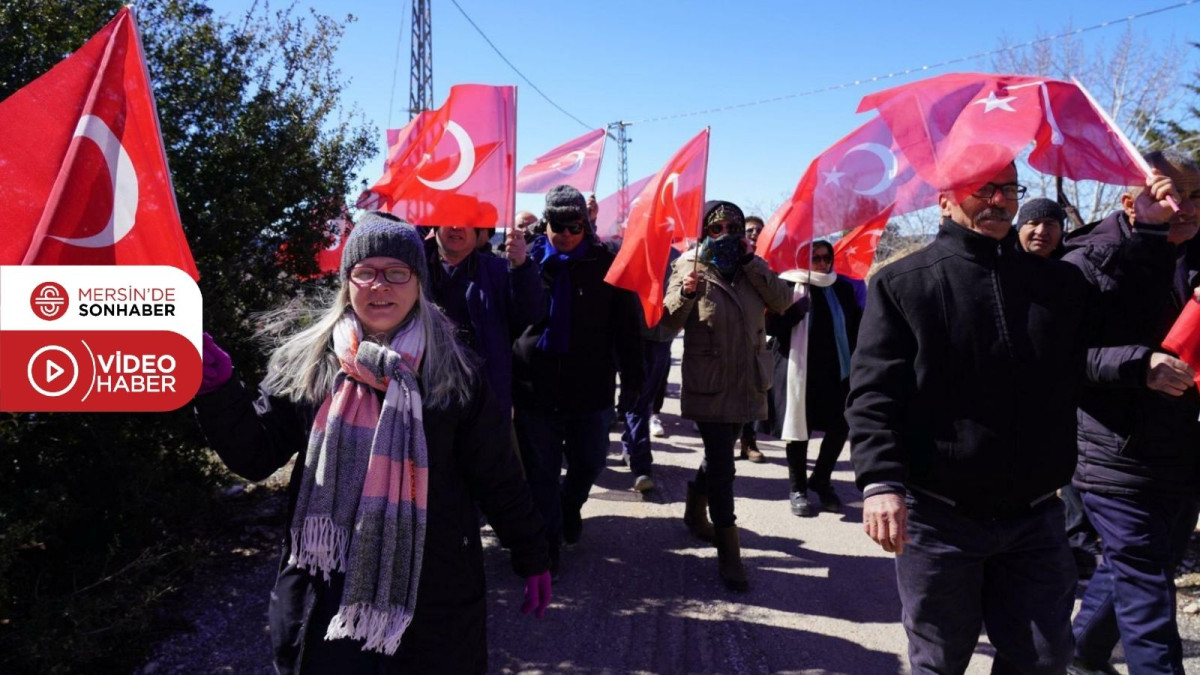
[594,173,654,241]
[757,115,936,275]
[1163,299,1200,387]
[833,209,891,279]
[358,85,515,229]
[516,128,606,194]
[605,129,709,327]
[858,72,1145,199]
[0,7,197,277]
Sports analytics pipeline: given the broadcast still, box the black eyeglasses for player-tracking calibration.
[705,221,745,238]
[972,182,1028,201]
[548,219,585,235]
[349,265,414,285]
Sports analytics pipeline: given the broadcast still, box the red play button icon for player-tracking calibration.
[26,345,80,398]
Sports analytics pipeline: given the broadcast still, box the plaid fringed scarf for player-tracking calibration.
[288,312,429,655]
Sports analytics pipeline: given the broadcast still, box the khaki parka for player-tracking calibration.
[661,251,794,423]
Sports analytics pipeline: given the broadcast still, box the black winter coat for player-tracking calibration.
[847,220,1094,517]
[511,240,644,415]
[195,373,548,674]
[1063,211,1200,498]
[764,276,861,436]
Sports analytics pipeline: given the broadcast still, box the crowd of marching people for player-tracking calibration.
[193,156,1200,673]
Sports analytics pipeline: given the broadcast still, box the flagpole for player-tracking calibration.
[692,127,712,280]
[1071,76,1179,213]
[22,10,127,265]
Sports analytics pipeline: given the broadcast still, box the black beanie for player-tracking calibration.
[1016,198,1066,227]
[340,211,429,290]
[543,185,588,223]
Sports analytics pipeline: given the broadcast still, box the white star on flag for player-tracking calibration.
[973,91,1018,113]
[822,167,846,187]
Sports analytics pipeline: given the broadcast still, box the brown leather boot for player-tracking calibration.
[683,481,715,542]
[714,526,749,592]
[740,434,765,463]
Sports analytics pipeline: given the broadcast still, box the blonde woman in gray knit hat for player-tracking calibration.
[194,211,551,674]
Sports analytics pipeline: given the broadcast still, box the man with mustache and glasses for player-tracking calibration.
[1061,150,1200,675]
[847,159,1102,673]
[511,185,644,581]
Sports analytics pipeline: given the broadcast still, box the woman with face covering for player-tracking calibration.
[660,200,794,591]
[193,212,551,674]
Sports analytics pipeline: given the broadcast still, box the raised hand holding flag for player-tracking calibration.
[605,129,710,327]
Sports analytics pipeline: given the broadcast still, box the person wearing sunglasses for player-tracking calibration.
[661,200,793,592]
[763,239,861,518]
[512,185,645,580]
[193,212,551,673]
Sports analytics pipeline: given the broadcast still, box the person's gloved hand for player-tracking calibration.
[198,332,233,395]
[520,570,551,618]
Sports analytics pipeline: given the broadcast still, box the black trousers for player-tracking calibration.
[694,421,741,528]
[784,417,848,494]
[896,495,1076,674]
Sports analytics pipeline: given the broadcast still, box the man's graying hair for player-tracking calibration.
[1127,149,1200,198]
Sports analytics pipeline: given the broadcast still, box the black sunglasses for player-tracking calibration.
[548,219,585,235]
[705,221,745,238]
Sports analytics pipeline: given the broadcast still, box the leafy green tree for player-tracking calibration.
[0,1,374,671]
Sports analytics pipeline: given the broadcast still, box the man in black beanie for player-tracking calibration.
[1016,197,1067,259]
[511,185,644,580]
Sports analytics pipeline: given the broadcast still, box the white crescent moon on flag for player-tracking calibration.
[844,142,898,197]
[418,121,476,191]
[661,172,681,233]
[51,114,139,248]
[554,150,586,176]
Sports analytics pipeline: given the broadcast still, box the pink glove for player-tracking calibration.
[520,570,552,618]
[198,332,233,395]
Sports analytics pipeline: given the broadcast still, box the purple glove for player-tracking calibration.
[198,332,233,395]
[520,570,551,618]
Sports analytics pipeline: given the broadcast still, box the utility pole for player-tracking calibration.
[408,0,433,118]
[609,121,632,222]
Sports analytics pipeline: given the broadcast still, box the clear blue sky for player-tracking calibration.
[204,0,1198,220]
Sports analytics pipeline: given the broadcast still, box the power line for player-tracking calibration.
[627,0,1198,126]
[385,0,410,129]
[447,0,594,130]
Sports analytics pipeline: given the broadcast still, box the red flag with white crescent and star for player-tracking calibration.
[833,209,891,279]
[605,128,709,327]
[757,115,936,275]
[516,128,606,194]
[858,72,1146,199]
[357,84,516,229]
[0,7,197,278]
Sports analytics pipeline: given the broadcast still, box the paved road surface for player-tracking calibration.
[143,337,1200,674]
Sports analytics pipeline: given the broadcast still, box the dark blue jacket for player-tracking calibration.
[427,245,546,415]
[1063,211,1200,497]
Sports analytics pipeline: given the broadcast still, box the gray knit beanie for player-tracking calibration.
[543,185,588,223]
[1016,198,1066,228]
[340,211,429,289]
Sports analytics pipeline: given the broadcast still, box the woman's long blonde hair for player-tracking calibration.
[257,280,476,409]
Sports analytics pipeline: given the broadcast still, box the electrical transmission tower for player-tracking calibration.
[609,121,632,222]
[408,0,433,118]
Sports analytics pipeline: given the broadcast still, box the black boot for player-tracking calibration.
[683,481,715,542]
[714,526,749,592]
